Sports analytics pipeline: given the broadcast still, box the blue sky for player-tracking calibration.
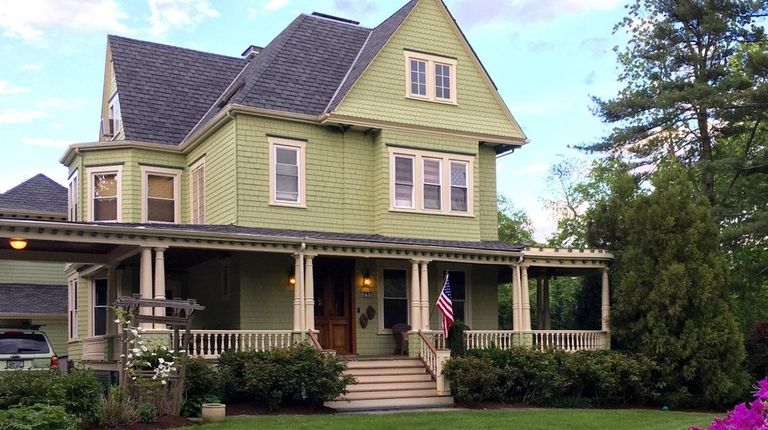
[0,0,626,241]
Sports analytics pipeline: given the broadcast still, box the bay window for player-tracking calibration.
[87,166,122,222]
[141,167,180,223]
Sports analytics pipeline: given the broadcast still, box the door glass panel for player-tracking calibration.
[332,277,345,317]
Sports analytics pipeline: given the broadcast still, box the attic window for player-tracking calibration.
[404,51,457,104]
[103,94,122,138]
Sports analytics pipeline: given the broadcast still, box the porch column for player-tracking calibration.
[419,261,430,331]
[543,276,551,330]
[521,265,531,331]
[107,266,118,335]
[304,255,315,332]
[139,247,153,329]
[601,268,610,331]
[293,254,304,332]
[153,247,167,329]
[511,264,521,331]
[536,277,544,329]
[410,260,421,331]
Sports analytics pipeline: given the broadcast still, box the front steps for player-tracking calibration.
[325,357,454,412]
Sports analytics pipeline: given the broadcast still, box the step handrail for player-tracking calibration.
[417,331,451,395]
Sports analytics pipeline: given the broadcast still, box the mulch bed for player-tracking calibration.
[89,416,195,430]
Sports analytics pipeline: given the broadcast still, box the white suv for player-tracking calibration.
[0,327,59,371]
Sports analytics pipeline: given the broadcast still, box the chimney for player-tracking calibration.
[241,45,263,60]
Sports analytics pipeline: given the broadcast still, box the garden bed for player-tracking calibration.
[89,415,195,430]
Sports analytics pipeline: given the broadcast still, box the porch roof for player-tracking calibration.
[0,283,66,314]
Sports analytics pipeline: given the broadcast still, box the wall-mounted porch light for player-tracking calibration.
[9,238,27,250]
[288,266,296,286]
[361,269,373,297]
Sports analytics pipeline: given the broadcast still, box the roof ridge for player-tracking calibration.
[303,12,371,29]
[107,34,242,61]
[324,29,373,113]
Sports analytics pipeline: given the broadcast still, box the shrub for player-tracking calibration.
[99,386,137,427]
[219,343,355,411]
[746,319,768,378]
[181,357,220,417]
[446,320,468,357]
[137,403,157,423]
[0,404,79,430]
[442,355,501,404]
[59,369,102,426]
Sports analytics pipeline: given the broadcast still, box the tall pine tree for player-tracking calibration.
[611,160,747,408]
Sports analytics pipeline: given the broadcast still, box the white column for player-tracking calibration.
[536,277,543,330]
[511,264,521,331]
[410,260,421,331]
[153,247,167,329]
[139,247,153,329]
[543,276,551,330]
[419,261,429,331]
[521,265,531,331]
[601,268,610,332]
[107,266,118,335]
[304,255,315,332]
[293,254,303,332]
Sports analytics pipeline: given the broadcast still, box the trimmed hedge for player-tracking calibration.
[218,343,355,411]
[443,348,658,407]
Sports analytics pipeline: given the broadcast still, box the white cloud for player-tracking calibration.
[0,0,129,42]
[450,0,622,29]
[264,0,289,12]
[148,0,220,36]
[0,110,47,124]
[0,80,27,95]
[507,163,549,176]
[21,137,72,148]
[20,64,42,72]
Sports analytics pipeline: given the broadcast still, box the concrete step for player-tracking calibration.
[346,359,422,369]
[344,389,439,400]
[346,381,437,392]
[353,373,433,384]
[345,366,427,376]
[326,395,454,412]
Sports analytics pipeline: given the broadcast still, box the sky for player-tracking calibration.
[0,0,628,241]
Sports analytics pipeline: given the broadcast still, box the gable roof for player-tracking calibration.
[0,284,66,314]
[108,35,246,145]
[0,174,66,215]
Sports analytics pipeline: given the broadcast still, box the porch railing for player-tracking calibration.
[464,330,517,350]
[417,332,450,395]
[179,330,294,359]
[530,330,608,352]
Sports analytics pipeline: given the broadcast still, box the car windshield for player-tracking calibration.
[0,333,50,354]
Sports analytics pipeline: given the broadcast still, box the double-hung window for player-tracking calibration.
[381,269,409,330]
[269,137,306,207]
[389,148,473,216]
[141,167,180,223]
[92,279,108,337]
[68,277,78,340]
[190,159,206,224]
[405,51,457,104]
[87,166,122,222]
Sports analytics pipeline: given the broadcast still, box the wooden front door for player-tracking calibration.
[314,260,354,354]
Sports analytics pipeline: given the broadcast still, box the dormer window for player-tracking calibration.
[404,51,457,104]
[103,94,122,138]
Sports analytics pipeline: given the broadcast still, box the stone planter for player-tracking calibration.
[201,403,226,423]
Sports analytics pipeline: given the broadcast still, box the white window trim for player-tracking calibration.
[393,154,415,209]
[404,51,458,104]
[90,277,109,338]
[189,157,206,224]
[388,147,474,216]
[67,275,78,341]
[140,166,181,224]
[422,157,442,212]
[68,170,79,222]
[86,165,123,222]
[377,263,411,335]
[436,264,472,328]
[107,94,122,139]
[268,137,307,208]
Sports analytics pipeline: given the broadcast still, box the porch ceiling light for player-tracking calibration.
[9,238,27,250]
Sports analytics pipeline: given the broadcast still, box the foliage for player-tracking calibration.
[137,403,157,424]
[497,195,535,245]
[0,404,79,430]
[446,320,467,356]
[98,386,137,427]
[745,319,768,378]
[443,348,657,407]
[181,357,220,417]
[58,369,102,426]
[218,343,354,411]
[602,161,748,408]
[694,377,768,430]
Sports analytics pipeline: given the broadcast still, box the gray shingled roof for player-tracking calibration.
[107,223,525,252]
[109,35,246,145]
[0,174,66,215]
[0,284,66,314]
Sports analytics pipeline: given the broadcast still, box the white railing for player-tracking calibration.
[531,330,608,352]
[464,330,517,350]
[179,330,294,359]
[417,332,451,395]
[420,330,447,349]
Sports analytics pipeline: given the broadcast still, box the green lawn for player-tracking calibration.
[184,409,716,430]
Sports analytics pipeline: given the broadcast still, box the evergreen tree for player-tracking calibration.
[611,160,747,407]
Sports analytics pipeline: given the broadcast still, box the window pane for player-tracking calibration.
[451,187,467,212]
[410,59,427,96]
[276,147,298,165]
[435,64,451,100]
[451,162,467,186]
[453,299,465,323]
[450,272,466,300]
[95,280,108,305]
[94,308,106,336]
[383,299,408,329]
[148,198,175,222]
[276,163,298,177]
[276,174,299,201]
[395,157,413,183]
[94,198,117,221]
[424,184,441,210]
[395,184,413,207]
[383,269,407,298]
[423,159,440,184]
[148,175,174,199]
[94,174,117,198]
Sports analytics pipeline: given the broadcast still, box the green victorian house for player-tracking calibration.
[0,0,612,410]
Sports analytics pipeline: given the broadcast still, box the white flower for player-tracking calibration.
[158,358,165,364]
[161,380,167,385]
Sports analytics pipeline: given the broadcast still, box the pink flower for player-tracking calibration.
[755,378,768,401]
[723,401,765,429]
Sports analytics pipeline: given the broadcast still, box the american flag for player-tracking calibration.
[436,272,454,337]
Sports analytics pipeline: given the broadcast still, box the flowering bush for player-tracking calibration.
[693,378,768,430]
[114,308,180,385]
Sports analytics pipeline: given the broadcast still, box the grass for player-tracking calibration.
[183,408,716,430]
